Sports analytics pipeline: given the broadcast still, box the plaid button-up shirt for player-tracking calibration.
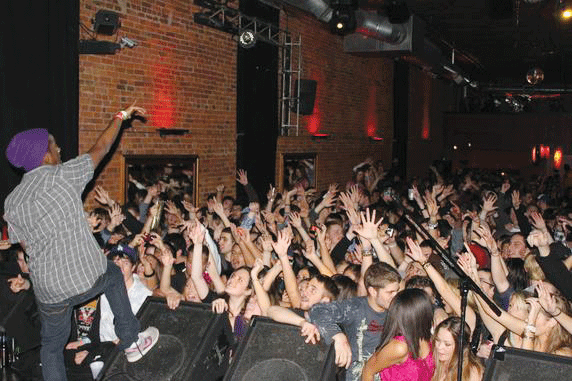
[4,154,107,304]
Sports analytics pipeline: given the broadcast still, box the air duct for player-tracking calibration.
[278,0,332,22]
[355,10,406,44]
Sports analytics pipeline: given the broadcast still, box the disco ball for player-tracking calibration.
[526,67,544,85]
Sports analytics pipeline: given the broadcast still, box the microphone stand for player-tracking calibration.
[401,213,501,381]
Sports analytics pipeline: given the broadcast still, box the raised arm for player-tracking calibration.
[88,104,146,168]
[354,209,395,268]
[474,224,510,293]
[407,237,476,332]
[272,230,301,308]
[250,259,271,316]
[187,223,210,300]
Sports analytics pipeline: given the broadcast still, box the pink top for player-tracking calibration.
[378,336,435,381]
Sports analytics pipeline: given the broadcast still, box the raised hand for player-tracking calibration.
[423,192,439,219]
[482,192,498,213]
[530,211,547,232]
[328,183,339,195]
[123,103,147,119]
[251,258,265,279]
[339,192,356,213]
[536,282,560,317]
[289,212,303,229]
[405,237,429,264]
[188,222,205,245]
[211,198,225,217]
[346,207,361,227]
[354,208,383,241]
[94,185,114,206]
[236,169,248,186]
[182,200,198,215]
[473,223,497,253]
[267,185,276,201]
[320,190,337,209]
[108,203,125,230]
[272,230,292,258]
[511,190,521,210]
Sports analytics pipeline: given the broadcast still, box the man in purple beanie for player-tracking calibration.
[4,104,159,381]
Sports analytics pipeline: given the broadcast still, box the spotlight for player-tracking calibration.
[329,2,357,36]
[238,30,256,49]
[559,0,572,19]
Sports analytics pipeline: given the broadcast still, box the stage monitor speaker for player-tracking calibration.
[97,297,234,381]
[224,317,336,381]
[294,79,317,115]
[483,345,572,381]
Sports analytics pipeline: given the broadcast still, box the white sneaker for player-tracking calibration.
[124,326,159,363]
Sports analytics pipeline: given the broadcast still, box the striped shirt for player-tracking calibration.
[4,154,107,304]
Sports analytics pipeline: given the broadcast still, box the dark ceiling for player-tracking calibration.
[408,0,572,88]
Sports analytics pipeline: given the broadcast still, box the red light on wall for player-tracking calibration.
[305,69,322,135]
[150,41,176,128]
[366,86,377,137]
[532,146,537,163]
[306,112,320,135]
[421,77,431,140]
[554,147,563,169]
[540,145,551,159]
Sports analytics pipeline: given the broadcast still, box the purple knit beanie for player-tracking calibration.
[5,128,50,172]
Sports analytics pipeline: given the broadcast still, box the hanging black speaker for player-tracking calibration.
[223,317,336,381]
[294,79,317,115]
[97,298,234,381]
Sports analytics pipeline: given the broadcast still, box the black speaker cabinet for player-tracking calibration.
[483,345,572,381]
[97,297,234,381]
[294,79,317,116]
[224,317,336,381]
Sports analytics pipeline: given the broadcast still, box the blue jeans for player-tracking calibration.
[37,260,140,381]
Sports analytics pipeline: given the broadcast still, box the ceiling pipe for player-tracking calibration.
[278,0,332,22]
[354,10,406,44]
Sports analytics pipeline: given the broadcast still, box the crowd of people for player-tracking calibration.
[3,116,572,381]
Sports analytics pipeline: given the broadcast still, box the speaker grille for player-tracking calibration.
[224,317,335,381]
[98,298,233,381]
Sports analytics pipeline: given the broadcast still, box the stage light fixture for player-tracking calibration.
[329,6,356,35]
[559,0,572,19]
[239,30,256,49]
[328,0,357,36]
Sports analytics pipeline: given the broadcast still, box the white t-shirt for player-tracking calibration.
[99,274,152,342]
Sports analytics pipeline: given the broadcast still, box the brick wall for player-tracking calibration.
[406,67,456,179]
[79,0,394,208]
[80,0,237,207]
[276,7,394,191]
